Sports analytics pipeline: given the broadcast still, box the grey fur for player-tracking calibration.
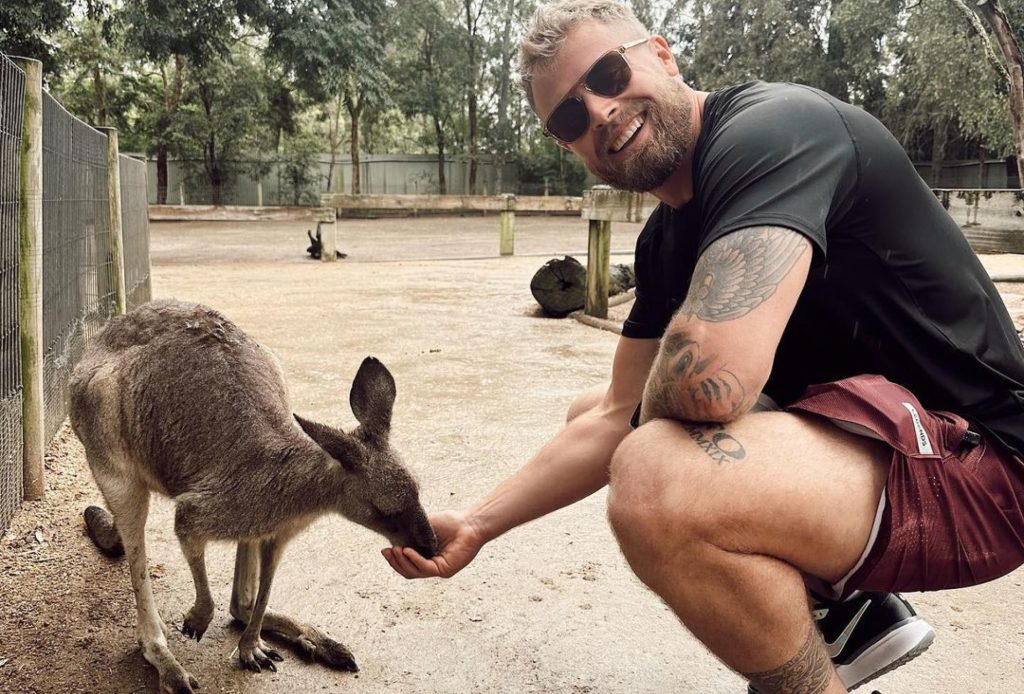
[69,299,437,693]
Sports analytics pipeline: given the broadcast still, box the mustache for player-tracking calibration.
[597,101,654,151]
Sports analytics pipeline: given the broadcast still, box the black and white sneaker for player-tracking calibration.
[747,592,934,692]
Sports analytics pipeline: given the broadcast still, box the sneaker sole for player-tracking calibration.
[839,617,935,690]
[746,618,934,693]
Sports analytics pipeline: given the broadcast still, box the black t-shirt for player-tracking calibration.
[623,80,1024,457]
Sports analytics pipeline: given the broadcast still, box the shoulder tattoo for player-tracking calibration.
[681,227,809,322]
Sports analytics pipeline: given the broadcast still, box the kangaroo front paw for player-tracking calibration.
[296,626,358,672]
[159,666,200,694]
[238,639,284,673]
[182,606,213,642]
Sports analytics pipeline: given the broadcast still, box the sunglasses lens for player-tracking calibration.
[546,97,589,143]
[586,51,631,97]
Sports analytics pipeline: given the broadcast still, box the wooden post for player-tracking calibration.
[14,57,45,500]
[585,220,612,318]
[96,128,127,315]
[314,207,337,262]
[178,182,186,205]
[256,180,263,207]
[499,194,516,256]
[580,185,657,319]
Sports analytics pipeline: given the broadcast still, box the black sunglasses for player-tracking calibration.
[543,36,650,144]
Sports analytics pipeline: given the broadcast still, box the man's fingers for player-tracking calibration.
[402,547,444,576]
[381,548,413,578]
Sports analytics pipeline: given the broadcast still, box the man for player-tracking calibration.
[383,2,1024,692]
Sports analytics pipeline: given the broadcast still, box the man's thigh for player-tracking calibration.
[612,410,891,584]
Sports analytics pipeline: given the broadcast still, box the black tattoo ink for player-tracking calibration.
[680,227,808,322]
[684,424,747,465]
[644,333,747,422]
[743,624,833,694]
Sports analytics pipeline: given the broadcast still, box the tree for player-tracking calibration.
[0,0,71,75]
[170,49,268,206]
[263,0,391,194]
[966,0,1024,181]
[390,0,468,194]
[118,0,246,203]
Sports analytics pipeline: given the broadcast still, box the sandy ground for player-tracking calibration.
[2,216,1024,694]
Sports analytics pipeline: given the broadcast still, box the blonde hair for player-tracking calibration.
[519,0,648,111]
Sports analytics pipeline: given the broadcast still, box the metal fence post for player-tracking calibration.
[96,127,127,315]
[14,57,44,500]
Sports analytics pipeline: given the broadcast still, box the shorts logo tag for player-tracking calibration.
[901,402,933,455]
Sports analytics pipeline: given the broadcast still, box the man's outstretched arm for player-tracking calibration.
[383,335,659,578]
[640,226,812,425]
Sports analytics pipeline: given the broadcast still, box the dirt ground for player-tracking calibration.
[2,216,1023,694]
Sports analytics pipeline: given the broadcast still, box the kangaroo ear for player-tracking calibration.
[294,414,362,471]
[316,229,322,242]
[308,230,316,244]
[349,357,396,439]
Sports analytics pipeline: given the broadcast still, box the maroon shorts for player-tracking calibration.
[787,374,1024,596]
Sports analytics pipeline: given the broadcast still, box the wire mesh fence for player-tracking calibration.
[0,54,25,535]
[120,155,152,309]
[41,93,116,442]
[0,52,152,534]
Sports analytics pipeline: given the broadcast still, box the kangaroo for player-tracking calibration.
[306,222,347,259]
[69,299,437,694]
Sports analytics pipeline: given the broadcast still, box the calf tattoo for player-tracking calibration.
[743,624,833,694]
[684,424,747,465]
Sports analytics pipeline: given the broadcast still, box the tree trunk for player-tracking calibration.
[156,143,168,205]
[92,64,107,126]
[974,0,1024,183]
[347,96,363,194]
[464,0,479,194]
[931,116,949,187]
[434,115,447,195]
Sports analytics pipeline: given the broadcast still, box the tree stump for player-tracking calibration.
[531,256,635,317]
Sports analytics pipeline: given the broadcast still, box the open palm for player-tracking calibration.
[382,510,484,579]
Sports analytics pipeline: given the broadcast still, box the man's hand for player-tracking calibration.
[382,510,484,579]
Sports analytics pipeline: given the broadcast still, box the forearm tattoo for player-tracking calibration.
[642,227,807,423]
[743,623,833,694]
[681,226,808,322]
[642,333,748,422]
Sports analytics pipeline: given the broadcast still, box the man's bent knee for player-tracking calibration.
[607,421,698,547]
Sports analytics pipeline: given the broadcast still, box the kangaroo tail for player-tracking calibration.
[84,505,125,559]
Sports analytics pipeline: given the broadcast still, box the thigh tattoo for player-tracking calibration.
[684,424,747,465]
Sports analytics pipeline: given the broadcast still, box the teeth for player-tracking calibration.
[612,116,644,153]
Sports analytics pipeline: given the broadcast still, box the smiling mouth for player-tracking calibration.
[610,114,646,154]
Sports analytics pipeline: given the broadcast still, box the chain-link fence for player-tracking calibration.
[0,54,25,535]
[0,53,151,534]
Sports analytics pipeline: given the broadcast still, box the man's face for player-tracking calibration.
[531,21,694,192]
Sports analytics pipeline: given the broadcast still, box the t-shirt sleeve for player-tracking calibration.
[695,85,858,260]
[622,205,675,339]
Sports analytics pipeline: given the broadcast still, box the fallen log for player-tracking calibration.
[531,256,635,317]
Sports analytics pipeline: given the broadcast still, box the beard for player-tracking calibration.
[587,79,693,192]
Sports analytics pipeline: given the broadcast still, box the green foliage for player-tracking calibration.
[0,0,71,75]
[279,129,323,205]
[169,49,270,204]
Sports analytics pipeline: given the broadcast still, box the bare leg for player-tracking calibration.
[93,468,198,694]
[608,412,890,694]
[237,538,285,672]
[230,541,358,670]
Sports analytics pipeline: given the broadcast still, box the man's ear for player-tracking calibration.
[650,35,679,77]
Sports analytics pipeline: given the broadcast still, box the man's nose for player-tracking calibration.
[582,91,619,130]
